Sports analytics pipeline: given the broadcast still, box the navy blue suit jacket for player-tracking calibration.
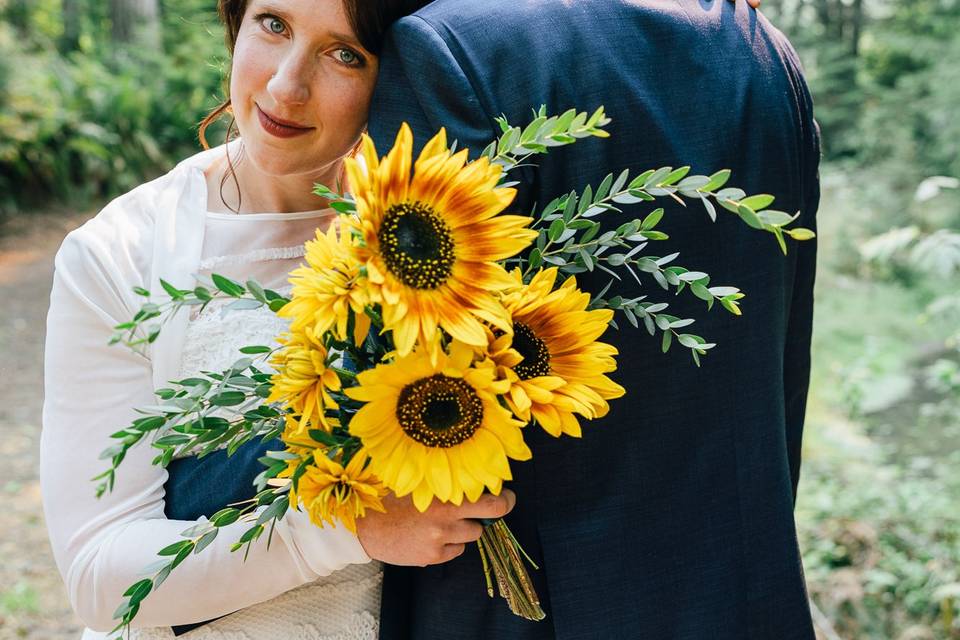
[166,1,819,638]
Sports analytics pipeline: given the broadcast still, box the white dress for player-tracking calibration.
[40,144,383,640]
[133,211,385,639]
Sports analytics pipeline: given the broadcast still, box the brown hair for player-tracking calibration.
[198,0,427,149]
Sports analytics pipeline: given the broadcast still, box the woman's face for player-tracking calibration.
[230,0,378,178]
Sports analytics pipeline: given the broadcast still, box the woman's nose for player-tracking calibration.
[266,55,311,106]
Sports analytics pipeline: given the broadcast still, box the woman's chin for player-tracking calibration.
[241,143,315,178]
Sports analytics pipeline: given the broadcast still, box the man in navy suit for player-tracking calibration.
[364,1,818,638]
[167,1,818,637]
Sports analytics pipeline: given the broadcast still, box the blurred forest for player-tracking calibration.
[1,0,959,638]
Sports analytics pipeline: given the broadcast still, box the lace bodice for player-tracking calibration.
[133,209,384,640]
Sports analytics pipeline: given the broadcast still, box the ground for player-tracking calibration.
[0,209,89,639]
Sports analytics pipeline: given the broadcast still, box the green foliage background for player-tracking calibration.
[1,1,958,638]
[762,1,960,638]
[0,0,228,216]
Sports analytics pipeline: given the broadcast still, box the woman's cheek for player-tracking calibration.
[231,39,274,106]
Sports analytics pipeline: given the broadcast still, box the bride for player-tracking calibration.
[39,1,517,638]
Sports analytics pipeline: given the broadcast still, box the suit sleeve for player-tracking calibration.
[367,15,497,162]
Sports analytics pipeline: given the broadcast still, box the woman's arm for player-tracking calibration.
[40,214,370,632]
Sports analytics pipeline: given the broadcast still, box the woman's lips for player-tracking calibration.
[256,104,314,139]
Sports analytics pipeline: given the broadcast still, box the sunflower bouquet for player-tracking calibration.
[97,106,813,634]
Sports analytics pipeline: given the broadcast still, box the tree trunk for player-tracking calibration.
[849,0,865,57]
[5,0,30,35]
[60,0,82,53]
[109,0,162,50]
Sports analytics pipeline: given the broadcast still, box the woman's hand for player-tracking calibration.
[356,490,517,566]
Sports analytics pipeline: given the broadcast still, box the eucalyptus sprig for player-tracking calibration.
[91,354,286,498]
[108,484,291,639]
[501,161,814,364]
[481,105,612,174]
[110,275,290,356]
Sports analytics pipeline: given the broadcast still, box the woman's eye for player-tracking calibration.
[258,15,286,35]
[335,49,361,66]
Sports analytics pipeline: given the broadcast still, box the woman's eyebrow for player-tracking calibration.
[254,1,292,21]
[253,1,364,49]
[327,30,364,48]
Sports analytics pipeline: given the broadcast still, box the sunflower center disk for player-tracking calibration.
[511,322,551,380]
[397,374,483,447]
[378,201,455,290]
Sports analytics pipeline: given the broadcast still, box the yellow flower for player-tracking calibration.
[491,268,625,438]
[280,222,371,347]
[267,326,341,436]
[344,340,530,512]
[343,124,537,357]
[289,450,388,534]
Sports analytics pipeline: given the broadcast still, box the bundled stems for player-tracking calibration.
[477,519,545,621]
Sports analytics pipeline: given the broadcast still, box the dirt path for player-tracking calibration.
[0,208,91,639]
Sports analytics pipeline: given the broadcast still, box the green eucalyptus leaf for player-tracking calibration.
[701,169,731,192]
[662,166,691,185]
[212,274,245,297]
[737,205,765,230]
[641,208,664,231]
[594,173,614,202]
[239,345,272,354]
[194,529,219,554]
[611,168,630,195]
[210,391,247,407]
[548,218,566,241]
[690,283,713,302]
[740,194,775,211]
[757,210,797,226]
[160,279,184,298]
[158,540,193,557]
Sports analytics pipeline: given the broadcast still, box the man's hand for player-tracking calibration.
[356,490,517,566]
[729,0,761,7]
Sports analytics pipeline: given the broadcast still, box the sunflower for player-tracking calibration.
[343,124,538,357]
[288,449,388,534]
[267,325,341,436]
[279,222,371,347]
[344,340,530,512]
[490,268,625,438]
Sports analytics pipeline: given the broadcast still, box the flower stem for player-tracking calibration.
[476,518,545,621]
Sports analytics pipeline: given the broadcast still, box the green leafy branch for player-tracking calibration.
[106,440,366,638]
[312,183,356,215]
[108,486,291,639]
[529,165,814,262]
[482,105,611,175]
[110,275,290,355]
[590,291,717,366]
[92,355,285,498]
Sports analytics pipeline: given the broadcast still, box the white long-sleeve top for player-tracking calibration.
[40,143,376,637]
